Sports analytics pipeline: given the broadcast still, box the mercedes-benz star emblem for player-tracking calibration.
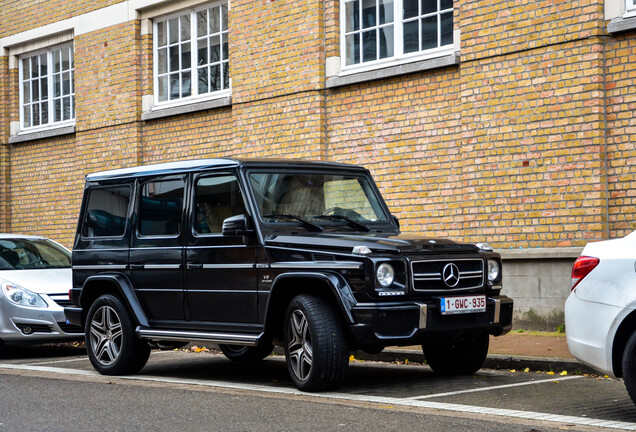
[442,263,460,287]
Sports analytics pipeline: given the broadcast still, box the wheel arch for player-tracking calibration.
[263,272,356,343]
[79,274,149,328]
[612,309,636,378]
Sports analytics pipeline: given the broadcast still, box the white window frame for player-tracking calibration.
[152,1,230,109]
[339,0,454,75]
[18,42,75,133]
[626,0,636,17]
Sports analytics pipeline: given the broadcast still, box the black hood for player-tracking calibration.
[264,232,479,255]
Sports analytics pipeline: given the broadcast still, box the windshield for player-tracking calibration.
[248,172,389,229]
[0,238,71,270]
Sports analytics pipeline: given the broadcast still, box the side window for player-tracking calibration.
[194,174,246,234]
[82,186,131,237]
[139,178,185,237]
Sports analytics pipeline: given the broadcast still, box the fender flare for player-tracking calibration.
[80,273,149,328]
[266,271,357,326]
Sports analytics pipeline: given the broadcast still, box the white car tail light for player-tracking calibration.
[571,256,600,291]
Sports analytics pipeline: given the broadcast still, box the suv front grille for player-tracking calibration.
[411,258,484,291]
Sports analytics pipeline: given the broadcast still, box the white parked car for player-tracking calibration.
[566,230,636,404]
[0,234,83,351]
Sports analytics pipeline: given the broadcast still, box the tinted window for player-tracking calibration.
[194,175,246,234]
[139,178,185,237]
[0,238,71,270]
[82,186,130,237]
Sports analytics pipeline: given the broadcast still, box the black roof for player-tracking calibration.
[85,158,366,181]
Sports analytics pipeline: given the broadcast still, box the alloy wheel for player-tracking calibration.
[89,305,123,366]
[287,309,313,381]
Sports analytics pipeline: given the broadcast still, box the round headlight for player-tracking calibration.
[487,259,500,282]
[376,263,395,288]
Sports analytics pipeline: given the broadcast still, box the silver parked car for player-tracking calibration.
[0,234,83,351]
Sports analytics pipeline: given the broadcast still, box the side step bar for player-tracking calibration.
[136,327,262,346]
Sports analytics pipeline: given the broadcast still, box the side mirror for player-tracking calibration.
[392,214,400,230]
[222,214,249,236]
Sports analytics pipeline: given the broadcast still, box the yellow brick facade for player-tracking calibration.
[0,0,635,251]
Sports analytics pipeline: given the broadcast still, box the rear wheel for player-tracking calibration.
[284,294,349,391]
[423,332,489,375]
[622,331,636,404]
[85,294,150,375]
[219,344,274,362]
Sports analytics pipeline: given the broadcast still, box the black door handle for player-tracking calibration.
[187,263,203,270]
[129,264,144,270]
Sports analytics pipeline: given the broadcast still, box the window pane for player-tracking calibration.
[197,10,207,37]
[31,57,38,78]
[345,34,360,65]
[22,58,30,80]
[182,71,191,97]
[170,73,180,99]
[198,67,209,93]
[23,106,31,128]
[82,186,130,237]
[63,97,71,120]
[158,47,168,74]
[33,104,40,126]
[71,96,75,119]
[210,35,220,62]
[62,71,70,95]
[71,71,75,94]
[379,25,394,58]
[22,80,30,103]
[139,179,184,237]
[403,0,418,19]
[180,15,190,41]
[169,18,179,44]
[403,20,419,53]
[181,42,191,69]
[31,80,39,102]
[441,11,453,45]
[169,46,180,72]
[54,50,61,73]
[211,64,220,91]
[222,4,228,31]
[42,102,48,124]
[39,54,47,76]
[379,0,393,24]
[62,48,70,71]
[40,78,48,99]
[157,21,167,46]
[362,29,377,62]
[362,0,376,29]
[421,0,436,14]
[158,76,169,101]
[441,0,452,10]
[210,6,220,33]
[195,175,246,234]
[223,62,229,89]
[222,38,228,61]
[54,99,61,122]
[198,39,208,65]
[421,15,437,50]
[54,75,61,97]
[345,1,360,32]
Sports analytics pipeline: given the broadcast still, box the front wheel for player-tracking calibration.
[423,332,489,375]
[219,344,274,362]
[85,294,150,375]
[622,331,636,405]
[284,294,349,391]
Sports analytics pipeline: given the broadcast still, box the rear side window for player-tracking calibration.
[139,178,185,237]
[82,186,131,237]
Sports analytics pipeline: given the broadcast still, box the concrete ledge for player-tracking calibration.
[7,125,75,144]
[608,16,636,33]
[142,96,232,121]
[497,247,584,260]
[326,52,459,89]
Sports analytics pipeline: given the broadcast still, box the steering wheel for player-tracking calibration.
[322,206,364,221]
[322,207,344,216]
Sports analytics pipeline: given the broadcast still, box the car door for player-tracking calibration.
[185,171,258,325]
[129,175,186,323]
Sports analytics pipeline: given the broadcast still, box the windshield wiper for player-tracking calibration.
[263,214,323,232]
[312,215,370,232]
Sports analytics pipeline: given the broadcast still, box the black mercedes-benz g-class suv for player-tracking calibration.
[65,158,512,391]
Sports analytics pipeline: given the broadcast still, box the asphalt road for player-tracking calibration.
[0,344,635,432]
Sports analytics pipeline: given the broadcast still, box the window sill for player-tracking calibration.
[8,125,75,145]
[325,52,460,89]
[608,15,636,33]
[142,96,232,121]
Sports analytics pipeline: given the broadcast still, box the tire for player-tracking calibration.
[283,294,349,392]
[85,294,151,375]
[622,331,636,404]
[219,344,274,362]
[423,332,489,375]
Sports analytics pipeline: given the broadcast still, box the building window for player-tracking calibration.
[154,2,229,105]
[342,0,453,68]
[19,44,75,130]
[628,0,636,13]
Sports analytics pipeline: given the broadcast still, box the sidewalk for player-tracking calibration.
[352,331,598,374]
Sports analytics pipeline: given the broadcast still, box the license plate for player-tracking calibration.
[440,295,486,315]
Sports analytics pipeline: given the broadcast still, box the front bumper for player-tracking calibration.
[350,295,513,347]
[0,298,84,344]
